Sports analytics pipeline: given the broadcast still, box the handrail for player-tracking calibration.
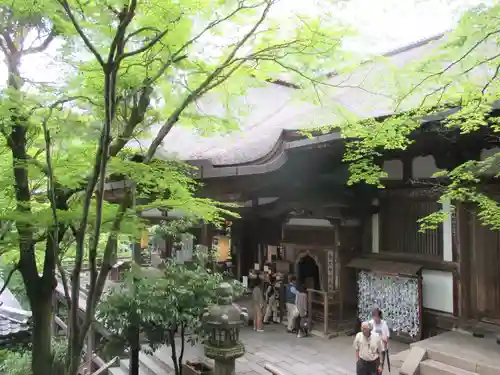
[264,363,290,375]
[91,357,119,375]
[53,313,108,369]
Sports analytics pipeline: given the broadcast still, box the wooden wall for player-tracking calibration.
[467,209,500,323]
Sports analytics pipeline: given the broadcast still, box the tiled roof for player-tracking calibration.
[135,33,495,167]
[0,285,31,338]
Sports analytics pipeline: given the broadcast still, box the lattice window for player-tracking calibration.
[380,198,443,257]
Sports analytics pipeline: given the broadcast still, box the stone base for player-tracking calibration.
[183,361,214,375]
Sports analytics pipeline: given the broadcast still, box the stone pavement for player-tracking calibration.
[234,324,409,375]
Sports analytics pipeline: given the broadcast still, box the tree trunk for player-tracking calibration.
[31,294,54,375]
[169,330,180,375]
[178,325,185,375]
[129,325,140,375]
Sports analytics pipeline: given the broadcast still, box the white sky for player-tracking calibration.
[0,0,493,86]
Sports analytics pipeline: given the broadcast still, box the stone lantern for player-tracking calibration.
[202,282,248,375]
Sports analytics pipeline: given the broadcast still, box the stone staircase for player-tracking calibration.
[108,344,207,375]
[393,331,500,375]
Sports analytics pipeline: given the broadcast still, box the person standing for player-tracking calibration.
[353,321,385,375]
[264,275,280,324]
[286,276,298,333]
[295,284,308,338]
[370,308,390,351]
[251,277,265,332]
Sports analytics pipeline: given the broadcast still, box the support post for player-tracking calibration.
[51,292,57,336]
[307,289,313,328]
[339,290,343,321]
[131,182,142,265]
[87,324,95,374]
[323,292,328,335]
[457,203,472,324]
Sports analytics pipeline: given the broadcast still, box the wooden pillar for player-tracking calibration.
[51,292,58,336]
[455,203,470,324]
[470,207,479,321]
[131,184,142,265]
[258,243,264,268]
[323,292,329,334]
[86,324,95,374]
[109,238,120,281]
[307,289,313,328]
[200,223,211,247]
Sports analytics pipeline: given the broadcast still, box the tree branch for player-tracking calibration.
[123,1,266,100]
[58,0,105,67]
[395,29,500,111]
[107,0,138,64]
[124,27,161,44]
[0,263,19,298]
[144,0,275,162]
[23,28,58,55]
[118,28,171,61]
[109,85,153,156]
[80,190,132,345]
[0,32,18,54]
[481,62,500,95]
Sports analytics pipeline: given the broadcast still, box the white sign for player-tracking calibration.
[264,266,269,272]
[242,276,248,288]
[254,263,260,271]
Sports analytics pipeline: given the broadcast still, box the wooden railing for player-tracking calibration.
[53,283,120,375]
[60,256,132,272]
[52,311,117,374]
[264,363,290,375]
[306,288,343,335]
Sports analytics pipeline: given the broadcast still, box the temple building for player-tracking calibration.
[147,34,500,341]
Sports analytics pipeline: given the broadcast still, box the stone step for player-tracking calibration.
[151,346,176,374]
[420,359,478,375]
[389,348,409,369]
[139,352,171,375]
[426,348,481,373]
[119,358,148,375]
[109,366,127,375]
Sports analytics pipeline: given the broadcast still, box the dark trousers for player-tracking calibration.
[356,358,379,375]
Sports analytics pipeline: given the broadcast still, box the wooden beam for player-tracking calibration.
[456,203,472,323]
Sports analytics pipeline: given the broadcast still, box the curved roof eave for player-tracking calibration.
[188,131,343,179]
[191,99,500,179]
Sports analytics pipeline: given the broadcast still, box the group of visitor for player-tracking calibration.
[353,308,390,375]
[250,273,310,338]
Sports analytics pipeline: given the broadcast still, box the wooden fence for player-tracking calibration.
[53,280,121,375]
[306,288,343,335]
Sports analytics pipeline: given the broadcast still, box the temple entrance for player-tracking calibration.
[297,254,320,291]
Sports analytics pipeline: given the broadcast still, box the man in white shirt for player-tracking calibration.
[353,321,385,375]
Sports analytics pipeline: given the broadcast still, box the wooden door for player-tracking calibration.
[471,215,500,322]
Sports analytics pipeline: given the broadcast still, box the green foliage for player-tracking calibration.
[0,339,66,375]
[0,0,355,373]
[97,248,244,374]
[329,3,500,230]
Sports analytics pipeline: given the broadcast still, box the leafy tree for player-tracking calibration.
[330,3,500,228]
[98,251,244,375]
[0,1,353,375]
